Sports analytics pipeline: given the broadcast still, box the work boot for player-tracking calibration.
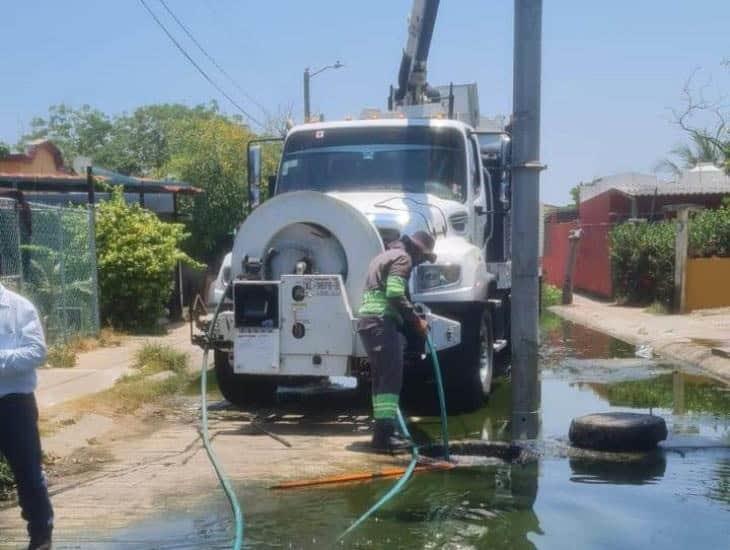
[371,419,412,454]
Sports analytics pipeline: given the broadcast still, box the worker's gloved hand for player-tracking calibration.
[414,317,429,337]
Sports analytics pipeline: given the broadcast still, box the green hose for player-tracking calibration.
[201,286,244,550]
[339,329,450,540]
[427,334,450,461]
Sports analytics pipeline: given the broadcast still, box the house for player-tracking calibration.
[543,164,730,299]
[0,139,70,175]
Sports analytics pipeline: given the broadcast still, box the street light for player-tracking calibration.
[303,61,344,122]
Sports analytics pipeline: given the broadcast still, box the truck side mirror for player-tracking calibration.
[247,144,262,209]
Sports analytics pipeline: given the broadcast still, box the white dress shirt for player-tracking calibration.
[0,283,47,397]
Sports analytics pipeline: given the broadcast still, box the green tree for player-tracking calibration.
[569,184,581,209]
[96,189,201,331]
[96,103,219,175]
[163,116,254,261]
[19,104,113,163]
[18,102,221,175]
[0,141,10,156]
[655,133,726,176]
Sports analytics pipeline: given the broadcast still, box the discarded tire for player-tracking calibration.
[569,413,667,452]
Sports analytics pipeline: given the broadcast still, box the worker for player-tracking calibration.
[0,279,54,550]
[357,230,436,453]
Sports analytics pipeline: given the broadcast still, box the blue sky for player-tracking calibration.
[1,0,728,205]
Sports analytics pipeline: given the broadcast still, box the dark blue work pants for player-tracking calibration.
[0,393,53,539]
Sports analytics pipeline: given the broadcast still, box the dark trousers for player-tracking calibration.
[0,393,53,539]
[358,316,405,420]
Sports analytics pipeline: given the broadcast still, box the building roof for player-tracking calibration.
[580,165,730,202]
[0,140,69,174]
[0,171,202,195]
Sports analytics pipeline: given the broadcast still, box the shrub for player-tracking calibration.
[96,189,202,331]
[610,221,675,306]
[688,206,730,258]
[610,205,730,306]
[47,343,77,368]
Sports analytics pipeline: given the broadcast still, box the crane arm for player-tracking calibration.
[394,0,440,107]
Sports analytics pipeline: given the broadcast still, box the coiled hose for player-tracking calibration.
[340,332,450,540]
[201,284,245,550]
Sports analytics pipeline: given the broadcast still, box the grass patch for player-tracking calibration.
[134,343,189,375]
[72,343,191,414]
[45,328,126,369]
[541,283,562,308]
[645,301,671,315]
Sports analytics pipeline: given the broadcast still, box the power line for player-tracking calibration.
[157,0,271,120]
[137,0,264,129]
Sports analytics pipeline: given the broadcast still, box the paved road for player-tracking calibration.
[36,324,203,409]
[551,294,730,383]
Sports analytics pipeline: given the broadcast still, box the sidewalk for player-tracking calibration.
[36,323,203,409]
[550,295,730,384]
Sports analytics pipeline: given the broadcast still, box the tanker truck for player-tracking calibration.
[194,114,512,414]
[193,0,513,414]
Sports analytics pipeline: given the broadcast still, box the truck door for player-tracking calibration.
[469,134,488,248]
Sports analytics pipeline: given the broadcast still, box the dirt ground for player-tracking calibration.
[0,389,405,548]
[551,294,730,384]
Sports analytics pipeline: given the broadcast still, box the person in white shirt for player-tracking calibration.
[0,281,53,550]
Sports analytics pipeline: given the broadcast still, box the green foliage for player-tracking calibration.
[596,373,730,415]
[96,189,202,331]
[18,102,220,176]
[20,104,113,164]
[0,456,13,500]
[94,344,191,412]
[21,102,280,261]
[610,221,675,306]
[0,141,10,156]
[569,185,581,209]
[163,116,253,260]
[688,206,730,258]
[20,207,96,343]
[541,283,562,308]
[656,133,727,177]
[611,206,730,306]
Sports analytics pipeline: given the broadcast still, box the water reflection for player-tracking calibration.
[569,454,666,485]
[106,314,730,548]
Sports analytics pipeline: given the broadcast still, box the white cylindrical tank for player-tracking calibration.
[232,191,385,311]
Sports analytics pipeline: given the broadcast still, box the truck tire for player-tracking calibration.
[213,350,277,408]
[440,307,494,414]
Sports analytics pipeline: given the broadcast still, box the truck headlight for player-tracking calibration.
[416,264,462,291]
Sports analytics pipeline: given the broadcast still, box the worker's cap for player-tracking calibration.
[409,230,437,263]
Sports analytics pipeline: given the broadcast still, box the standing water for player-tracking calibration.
[110,315,730,548]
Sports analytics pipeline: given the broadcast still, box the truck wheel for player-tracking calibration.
[441,308,494,414]
[213,350,277,407]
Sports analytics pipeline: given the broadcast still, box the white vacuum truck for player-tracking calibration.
[196,116,512,413]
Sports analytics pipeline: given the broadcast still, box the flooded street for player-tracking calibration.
[73,316,730,548]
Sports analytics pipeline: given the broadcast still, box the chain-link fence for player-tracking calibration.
[0,198,100,344]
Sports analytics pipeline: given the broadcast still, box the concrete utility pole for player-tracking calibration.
[511,0,543,440]
[671,204,702,313]
[562,228,583,305]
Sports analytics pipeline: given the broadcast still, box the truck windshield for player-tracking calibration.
[276,126,467,202]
